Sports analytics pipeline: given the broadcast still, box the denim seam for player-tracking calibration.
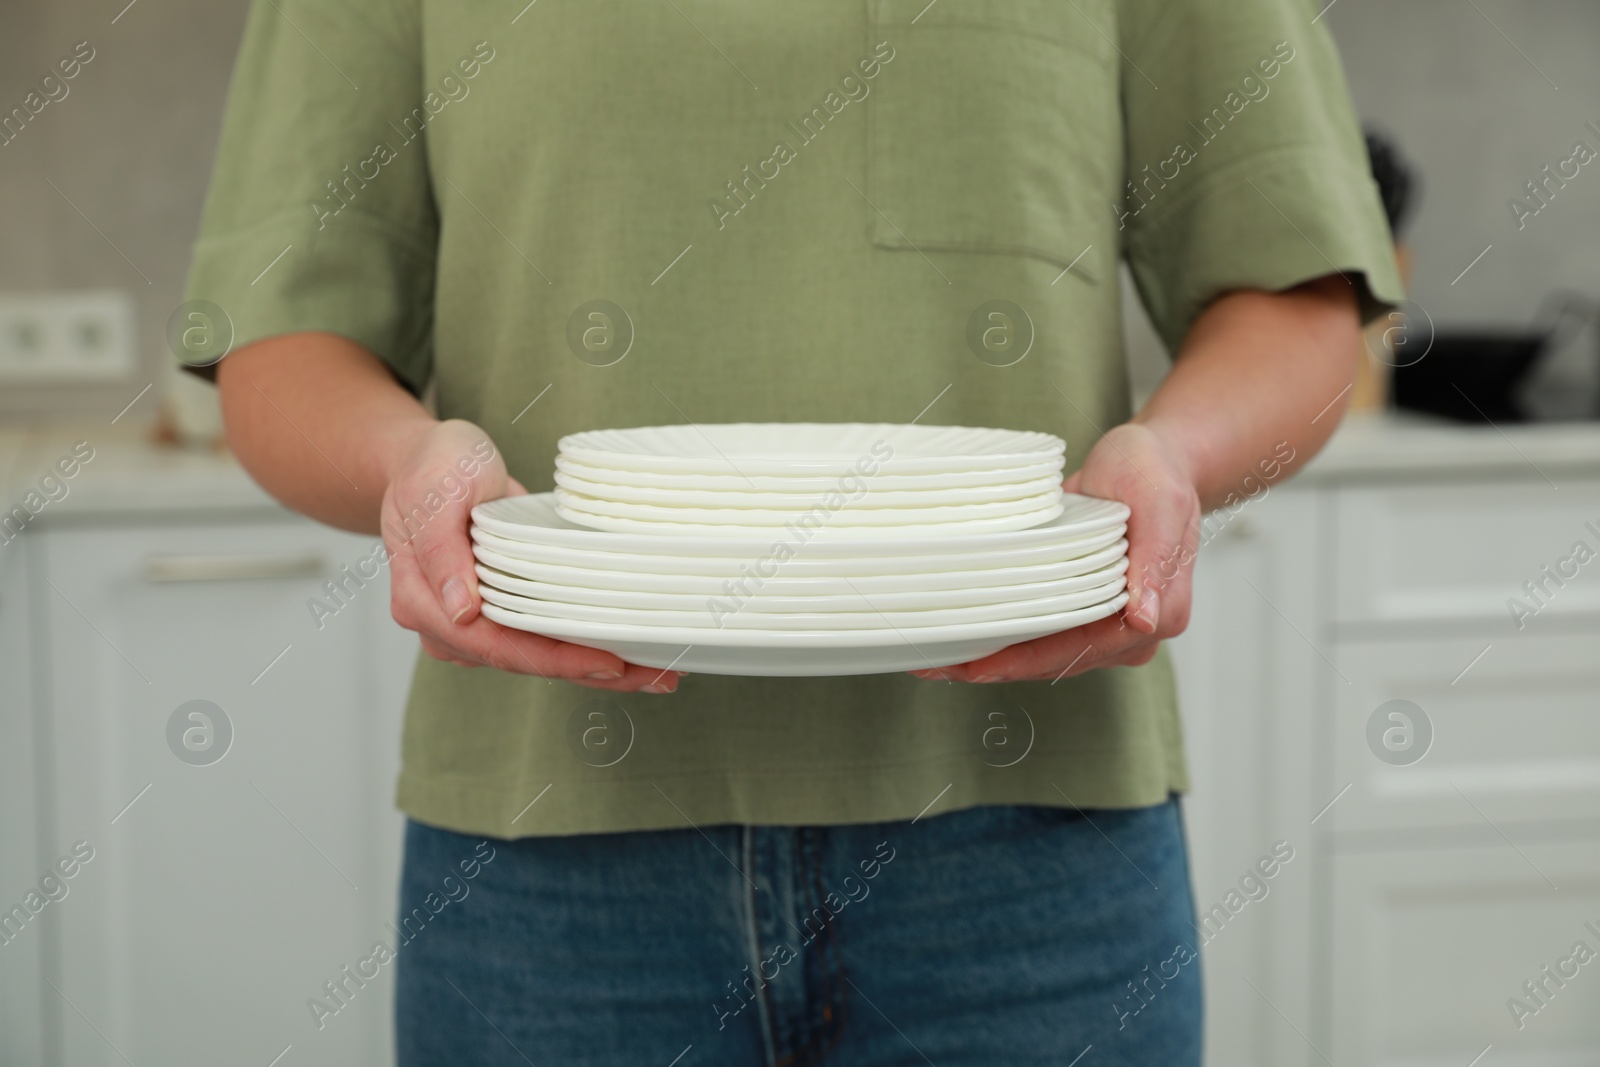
[778,830,845,1067]
[741,826,779,1066]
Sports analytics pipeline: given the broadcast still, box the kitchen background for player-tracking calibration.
[2,1,1598,1065]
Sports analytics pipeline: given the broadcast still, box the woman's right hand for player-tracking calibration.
[381,419,682,693]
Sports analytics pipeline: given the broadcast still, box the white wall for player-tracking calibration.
[1328,0,1600,327]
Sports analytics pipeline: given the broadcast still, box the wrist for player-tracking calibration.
[1125,416,1208,498]
[378,415,444,485]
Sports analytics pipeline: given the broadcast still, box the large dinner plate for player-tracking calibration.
[471,540,1129,595]
[479,594,1128,676]
[473,492,1127,555]
[467,524,1126,578]
[475,555,1129,611]
[557,423,1065,476]
[478,578,1124,630]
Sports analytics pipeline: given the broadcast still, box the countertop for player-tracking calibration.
[1,413,1597,522]
[1298,411,1600,483]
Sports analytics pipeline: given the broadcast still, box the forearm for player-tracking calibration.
[215,333,438,534]
[1133,275,1362,513]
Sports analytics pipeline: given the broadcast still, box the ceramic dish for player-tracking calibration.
[551,471,1066,509]
[478,578,1124,630]
[554,455,1066,493]
[472,540,1129,596]
[467,523,1126,577]
[479,593,1128,676]
[472,493,1126,556]
[554,499,1067,538]
[552,486,1061,526]
[476,556,1129,612]
[557,424,1065,476]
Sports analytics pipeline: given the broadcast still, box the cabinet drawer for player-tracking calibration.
[1333,480,1600,626]
[1326,635,1600,832]
[1330,843,1600,1067]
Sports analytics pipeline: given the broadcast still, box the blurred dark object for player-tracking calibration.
[1392,293,1599,423]
[1364,128,1418,239]
[1393,333,1546,422]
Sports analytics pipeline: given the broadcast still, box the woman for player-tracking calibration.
[188,0,1399,1062]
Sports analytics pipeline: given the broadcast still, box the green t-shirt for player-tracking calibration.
[187,0,1401,837]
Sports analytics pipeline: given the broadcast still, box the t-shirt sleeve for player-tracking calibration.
[1116,0,1404,353]
[183,0,436,392]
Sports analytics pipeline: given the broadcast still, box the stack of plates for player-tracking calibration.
[552,423,1068,536]
[472,425,1129,677]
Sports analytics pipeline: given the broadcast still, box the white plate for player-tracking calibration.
[472,539,1128,595]
[555,455,1066,493]
[555,499,1067,538]
[476,556,1129,611]
[468,523,1126,576]
[472,493,1127,556]
[479,578,1125,630]
[552,471,1066,509]
[553,486,1061,526]
[558,423,1065,476]
[480,594,1128,676]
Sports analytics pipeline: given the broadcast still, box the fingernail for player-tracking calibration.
[586,669,623,680]
[644,682,674,694]
[442,577,472,622]
[1128,588,1159,631]
[1141,589,1161,626]
[971,674,1002,684]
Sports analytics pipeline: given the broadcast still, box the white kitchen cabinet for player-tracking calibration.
[0,535,44,1067]
[29,514,415,1067]
[1172,428,1600,1067]
[1332,480,1600,628]
[1171,492,1326,1067]
[1327,633,1600,833]
[1330,842,1600,1067]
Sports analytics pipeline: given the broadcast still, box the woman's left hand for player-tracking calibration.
[913,422,1201,684]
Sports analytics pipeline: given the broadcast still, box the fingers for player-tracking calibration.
[918,614,1145,683]
[420,634,479,669]
[416,608,683,691]
[401,557,681,691]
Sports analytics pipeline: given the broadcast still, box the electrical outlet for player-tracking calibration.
[0,291,137,382]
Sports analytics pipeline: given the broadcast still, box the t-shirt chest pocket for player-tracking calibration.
[865,0,1119,283]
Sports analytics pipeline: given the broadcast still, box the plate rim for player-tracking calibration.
[557,423,1066,475]
[473,492,1127,555]
[480,592,1129,648]
[477,577,1127,628]
[471,537,1131,593]
[474,555,1131,610]
[467,522,1128,573]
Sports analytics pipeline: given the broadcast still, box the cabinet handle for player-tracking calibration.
[141,553,327,583]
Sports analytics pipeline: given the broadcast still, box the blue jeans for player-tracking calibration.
[394,799,1201,1066]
